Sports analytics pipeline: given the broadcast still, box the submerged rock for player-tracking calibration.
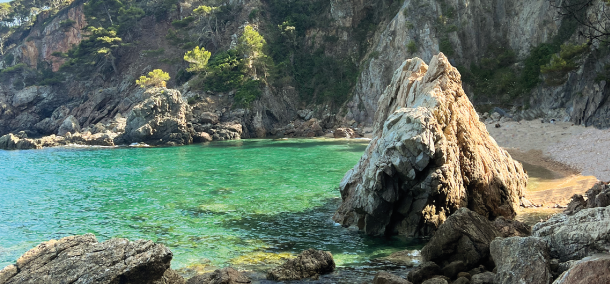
[421,208,500,270]
[266,249,335,281]
[333,53,527,237]
[186,267,250,284]
[0,234,180,284]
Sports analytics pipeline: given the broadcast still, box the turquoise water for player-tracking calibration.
[0,139,421,270]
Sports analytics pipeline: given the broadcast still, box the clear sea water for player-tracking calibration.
[0,139,422,271]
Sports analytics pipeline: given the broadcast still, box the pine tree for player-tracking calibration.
[136,69,170,88]
[184,46,211,73]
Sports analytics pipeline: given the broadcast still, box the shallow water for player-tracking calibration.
[0,139,422,271]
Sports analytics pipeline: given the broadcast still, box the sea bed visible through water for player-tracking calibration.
[0,138,423,279]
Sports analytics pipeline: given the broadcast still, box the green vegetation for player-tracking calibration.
[540,43,589,85]
[234,79,262,107]
[141,48,165,57]
[407,41,418,53]
[136,69,170,88]
[171,16,195,29]
[595,64,610,83]
[184,46,211,73]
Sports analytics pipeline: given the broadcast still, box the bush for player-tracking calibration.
[136,69,170,88]
[407,41,418,53]
[171,16,195,28]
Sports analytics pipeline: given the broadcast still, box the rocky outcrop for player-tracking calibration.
[333,53,528,237]
[333,127,361,138]
[57,115,80,136]
[552,254,610,284]
[493,217,531,237]
[532,206,610,262]
[565,181,610,215]
[0,234,180,284]
[421,208,501,270]
[0,131,119,150]
[118,88,194,146]
[266,249,335,281]
[490,236,553,284]
[406,262,441,284]
[186,267,250,284]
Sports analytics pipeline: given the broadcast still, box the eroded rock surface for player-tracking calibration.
[334,53,528,237]
[552,254,610,284]
[0,234,179,284]
[490,236,552,284]
[266,249,335,281]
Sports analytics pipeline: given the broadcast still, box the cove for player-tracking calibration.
[0,139,423,271]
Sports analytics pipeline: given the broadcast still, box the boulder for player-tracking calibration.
[57,115,80,136]
[406,261,441,284]
[266,249,335,281]
[552,254,610,284]
[376,249,421,267]
[186,267,250,284]
[442,260,466,279]
[490,236,552,284]
[333,127,360,138]
[471,272,494,284]
[453,277,470,284]
[585,182,610,208]
[421,278,448,284]
[0,234,178,284]
[333,53,527,237]
[564,194,587,215]
[421,208,501,270]
[373,271,413,284]
[492,217,531,237]
[119,88,194,146]
[532,206,610,262]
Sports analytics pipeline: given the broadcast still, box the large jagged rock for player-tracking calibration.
[333,53,528,237]
[421,208,501,270]
[552,254,610,284]
[532,206,610,262]
[490,236,553,284]
[118,88,194,146]
[266,249,335,281]
[0,234,181,284]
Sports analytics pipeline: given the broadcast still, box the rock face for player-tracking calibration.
[490,236,553,284]
[552,254,610,284]
[119,88,194,146]
[186,267,250,284]
[0,234,179,284]
[532,206,610,262]
[266,249,335,281]
[333,53,528,237]
[421,208,501,270]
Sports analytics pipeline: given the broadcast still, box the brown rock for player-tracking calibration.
[333,53,527,237]
[493,216,531,237]
[266,249,335,281]
[553,254,610,284]
[186,267,250,284]
[373,271,412,284]
[453,277,470,284]
[564,194,587,215]
[333,127,360,138]
[0,234,175,284]
[490,236,552,284]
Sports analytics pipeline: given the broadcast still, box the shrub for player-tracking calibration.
[407,41,418,53]
[234,79,262,107]
[136,69,170,88]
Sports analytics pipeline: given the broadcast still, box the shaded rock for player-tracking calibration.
[493,216,531,237]
[532,206,610,261]
[333,54,527,237]
[186,267,250,284]
[376,249,421,267]
[453,277,470,284]
[57,115,80,136]
[564,194,587,215]
[119,88,193,146]
[470,272,494,284]
[442,260,466,279]
[421,208,501,270]
[373,271,412,284]
[421,277,448,284]
[0,234,174,284]
[552,254,610,284]
[266,249,335,281]
[490,236,552,284]
[155,269,186,284]
[406,261,441,284]
[457,272,471,280]
[193,132,213,143]
[585,182,610,208]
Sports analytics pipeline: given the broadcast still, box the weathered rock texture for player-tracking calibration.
[490,236,553,284]
[186,267,250,284]
[373,271,413,284]
[0,234,179,284]
[333,53,528,237]
[266,249,335,281]
[565,181,610,215]
[532,206,610,262]
[421,208,501,270]
[552,254,610,284]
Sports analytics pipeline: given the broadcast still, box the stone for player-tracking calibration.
[118,88,194,146]
[156,269,186,284]
[457,272,471,280]
[532,206,610,262]
[490,236,552,284]
[193,132,212,143]
[373,271,413,284]
[406,261,441,284]
[470,272,494,284]
[333,127,360,138]
[585,182,610,208]
[266,249,335,281]
[0,234,176,284]
[421,277,448,284]
[564,194,587,215]
[57,115,80,136]
[453,277,470,284]
[493,216,531,237]
[376,249,421,267]
[442,260,466,279]
[186,267,250,284]
[552,254,610,284]
[333,54,527,237]
[421,208,501,270]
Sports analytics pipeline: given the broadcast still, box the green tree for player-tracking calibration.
[184,46,211,73]
[61,27,122,74]
[237,25,267,77]
[136,69,170,88]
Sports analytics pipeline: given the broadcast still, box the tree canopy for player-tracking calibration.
[136,69,170,88]
[184,46,211,73]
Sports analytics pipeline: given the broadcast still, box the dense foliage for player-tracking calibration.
[136,69,170,88]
